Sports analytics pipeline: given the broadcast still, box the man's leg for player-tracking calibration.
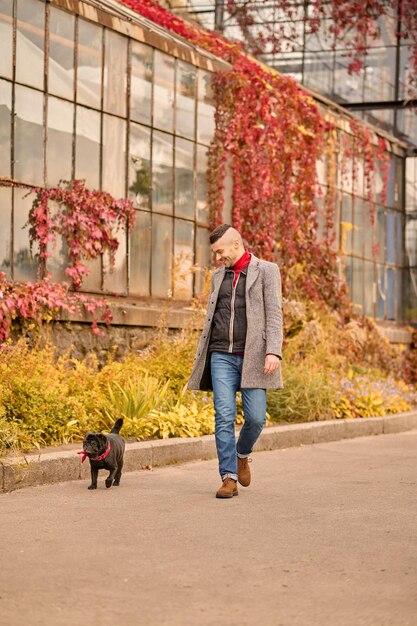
[236,388,267,486]
[210,352,241,482]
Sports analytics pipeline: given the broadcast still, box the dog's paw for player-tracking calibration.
[113,480,120,487]
[105,479,113,489]
[88,484,97,490]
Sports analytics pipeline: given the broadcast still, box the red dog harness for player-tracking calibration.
[77,441,111,463]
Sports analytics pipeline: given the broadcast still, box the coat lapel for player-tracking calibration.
[245,255,260,293]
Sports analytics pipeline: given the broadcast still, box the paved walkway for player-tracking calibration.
[1,431,417,626]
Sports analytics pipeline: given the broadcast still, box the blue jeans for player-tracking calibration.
[210,352,267,481]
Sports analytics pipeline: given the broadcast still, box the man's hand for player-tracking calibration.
[264,354,280,375]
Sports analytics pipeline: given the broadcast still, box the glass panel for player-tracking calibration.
[0,79,11,176]
[353,198,364,256]
[130,41,152,125]
[386,210,395,264]
[48,6,75,99]
[376,206,385,262]
[376,264,386,319]
[77,18,102,109]
[343,254,353,294]
[129,210,151,296]
[153,51,174,133]
[397,109,417,148]
[363,204,374,260]
[333,51,364,104]
[404,267,417,322]
[396,212,404,266]
[102,114,126,197]
[16,0,45,90]
[340,194,353,255]
[13,189,39,281]
[128,123,151,210]
[195,226,210,295]
[103,30,127,117]
[0,0,13,79]
[174,219,194,299]
[75,106,100,188]
[351,257,363,314]
[405,157,416,211]
[196,144,208,225]
[151,213,172,298]
[394,157,403,209]
[175,137,194,219]
[197,69,215,146]
[303,51,334,96]
[363,260,375,317]
[103,230,127,295]
[386,268,395,320]
[363,47,396,102]
[47,96,73,186]
[304,17,333,51]
[405,215,417,268]
[0,187,12,277]
[152,130,173,215]
[176,60,195,140]
[14,85,44,185]
[79,256,102,294]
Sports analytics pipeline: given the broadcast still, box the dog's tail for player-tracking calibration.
[111,418,124,434]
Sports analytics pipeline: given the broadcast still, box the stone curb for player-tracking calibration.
[1,411,417,493]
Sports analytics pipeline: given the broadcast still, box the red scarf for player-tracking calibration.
[77,441,111,463]
[232,250,251,287]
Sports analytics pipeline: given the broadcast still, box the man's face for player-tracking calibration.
[211,234,240,267]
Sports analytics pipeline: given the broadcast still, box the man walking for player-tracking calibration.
[188,224,283,498]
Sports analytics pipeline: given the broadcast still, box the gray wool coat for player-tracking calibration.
[188,255,283,391]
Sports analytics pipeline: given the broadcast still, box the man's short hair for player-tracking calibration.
[209,224,232,244]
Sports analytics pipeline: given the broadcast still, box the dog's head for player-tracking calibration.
[83,432,108,458]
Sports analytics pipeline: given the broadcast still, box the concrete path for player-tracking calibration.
[1,431,417,626]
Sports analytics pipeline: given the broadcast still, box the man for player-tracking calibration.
[188,224,283,499]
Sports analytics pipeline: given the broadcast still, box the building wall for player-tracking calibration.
[0,0,413,331]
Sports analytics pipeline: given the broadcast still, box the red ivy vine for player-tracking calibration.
[28,179,135,290]
[0,272,112,342]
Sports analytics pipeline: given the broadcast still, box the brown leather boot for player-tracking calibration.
[237,456,251,487]
[216,477,238,499]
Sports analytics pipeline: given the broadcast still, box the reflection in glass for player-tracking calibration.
[129,123,151,210]
[131,41,152,125]
[75,106,100,188]
[13,190,39,281]
[363,260,375,317]
[153,51,174,133]
[14,85,44,185]
[386,210,396,264]
[353,198,364,256]
[48,6,75,99]
[47,97,73,186]
[195,226,210,294]
[0,187,11,277]
[77,18,102,109]
[363,47,396,102]
[0,79,11,176]
[0,0,13,79]
[196,144,209,225]
[103,30,127,117]
[376,264,386,319]
[151,214,172,298]
[333,52,363,103]
[16,0,45,90]
[174,219,194,299]
[376,206,385,262]
[129,210,151,296]
[351,257,363,314]
[175,137,194,219]
[197,70,215,146]
[103,114,126,198]
[340,194,353,255]
[152,130,173,214]
[176,61,195,140]
[303,51,333,96]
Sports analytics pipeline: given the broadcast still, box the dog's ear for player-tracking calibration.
[98,434,108,446]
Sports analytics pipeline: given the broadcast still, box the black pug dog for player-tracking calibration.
[81,418,125,490]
